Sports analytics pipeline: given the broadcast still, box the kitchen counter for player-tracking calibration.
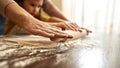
[0,32,120,68]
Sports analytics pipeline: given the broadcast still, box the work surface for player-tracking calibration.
[0,32,120,68]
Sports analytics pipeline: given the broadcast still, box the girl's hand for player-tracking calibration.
[60,21,92,34]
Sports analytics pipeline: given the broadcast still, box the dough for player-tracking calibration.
[2,30,87,47]
[50,30,87,42]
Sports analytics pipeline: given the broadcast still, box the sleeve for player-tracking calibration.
[40,10,50,22]
[0,0,15,16]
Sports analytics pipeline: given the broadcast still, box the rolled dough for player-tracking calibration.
[50,30,87,42]
[1,30,87,47]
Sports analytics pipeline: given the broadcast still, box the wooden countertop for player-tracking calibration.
[0,33,120,68]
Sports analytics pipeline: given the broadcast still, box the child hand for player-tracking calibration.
[60,21,92,34]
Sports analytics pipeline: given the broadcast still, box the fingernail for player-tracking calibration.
[67,35,73,38]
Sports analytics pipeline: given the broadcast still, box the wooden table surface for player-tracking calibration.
[0,32,120,68]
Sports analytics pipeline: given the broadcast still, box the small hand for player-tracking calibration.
[59,21,82,31]
[61,21,92,34]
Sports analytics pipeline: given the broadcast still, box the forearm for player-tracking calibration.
[43,0,69,21]
[0,0,26,27]
[48,17,66,22]
[3,2,33,28]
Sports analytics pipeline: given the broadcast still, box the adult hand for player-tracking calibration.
[3,2,73,39]
[22,17,73,38]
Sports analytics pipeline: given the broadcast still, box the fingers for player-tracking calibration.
[64,22,83,32]
[66,23,78,31]
[63,22,75,31]
[34,22,71,38]
[28,26,73,38]
[50,37,67,42]
[82,28,92,33]
[70,23,82,32]
[47,27,73,38]
[27,27,54,38]
[65,22,92,34]
[81,27,92,35]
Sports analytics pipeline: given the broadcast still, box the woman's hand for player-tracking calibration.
[22,17,73,38]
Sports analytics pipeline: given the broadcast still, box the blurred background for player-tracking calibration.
[52,0,120,35]
[52,0,120,68]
